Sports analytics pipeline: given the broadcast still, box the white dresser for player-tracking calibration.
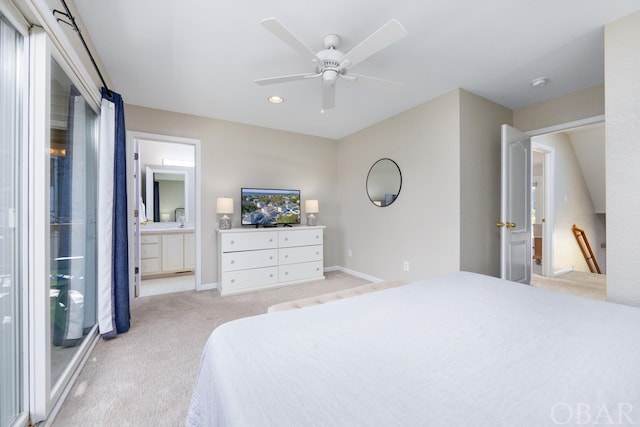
[217,226,325,296]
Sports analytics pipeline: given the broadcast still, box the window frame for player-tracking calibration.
[28,27,101,424]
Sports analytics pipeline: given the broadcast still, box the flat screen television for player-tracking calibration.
[241,188,301,226]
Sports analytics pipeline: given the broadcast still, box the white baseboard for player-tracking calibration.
[554,266,574,277]
[198,281,217,291]
[198,268,379,293]
[325,265,383,283]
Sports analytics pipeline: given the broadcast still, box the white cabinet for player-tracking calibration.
[140,230,195,278]
[218,226,325,296]
[162,234,185,272]
[140,234,161,275]
[184,233,196,270]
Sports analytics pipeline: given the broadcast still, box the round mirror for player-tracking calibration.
[366,158,402,207]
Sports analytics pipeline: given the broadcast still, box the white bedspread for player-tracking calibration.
[187,272,640,426]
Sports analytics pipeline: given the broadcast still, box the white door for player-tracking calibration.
[500,125,532,283]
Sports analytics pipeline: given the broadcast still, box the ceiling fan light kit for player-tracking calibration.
[255,17,408,111]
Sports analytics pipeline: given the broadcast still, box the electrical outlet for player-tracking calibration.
[403,261,410,271]
[348,249,353,257]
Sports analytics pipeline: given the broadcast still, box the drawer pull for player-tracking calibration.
[230,279,235,283]
[316,267,320,271]
[230,240,235,245]
[230,260,235,264]
[316,235,319,239]
[269,273,274,278]
[269,256,273,260]
[269,238,273,242]
[284,271,289,275]
[284,237,288,241]
[285,254,288,258]
[316,252,319,255]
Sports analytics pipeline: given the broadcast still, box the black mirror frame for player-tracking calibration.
[366,158,402,207]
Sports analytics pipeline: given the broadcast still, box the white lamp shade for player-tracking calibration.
[305,199,319,214]
[216,197,234,214]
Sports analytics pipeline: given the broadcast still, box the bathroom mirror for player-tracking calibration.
[145,166,188,222]
[366,158,402,207]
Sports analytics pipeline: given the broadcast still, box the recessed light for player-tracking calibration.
[530,77,548,88]
[268,95,284,104]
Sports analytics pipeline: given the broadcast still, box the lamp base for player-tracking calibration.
[307,214,317,226]
[219,216,232,230]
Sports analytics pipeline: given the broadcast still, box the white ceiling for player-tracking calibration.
[73,1,638,140]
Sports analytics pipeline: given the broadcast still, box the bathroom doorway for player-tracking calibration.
[128,132,201,297]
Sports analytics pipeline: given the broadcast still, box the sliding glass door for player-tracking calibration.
[49,58,98,386]
[0,12,25,427]
[0,7,100,425]
[29,29,100,422]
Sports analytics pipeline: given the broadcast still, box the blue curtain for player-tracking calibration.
[102,87,130,338]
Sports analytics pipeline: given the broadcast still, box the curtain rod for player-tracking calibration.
[53,0,112,98]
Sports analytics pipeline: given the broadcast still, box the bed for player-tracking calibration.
[186,272,640,426]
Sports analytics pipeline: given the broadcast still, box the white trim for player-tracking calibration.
[199,282,218,291]
[18,0,102,105]
[526,115,605,137]
[1,0,30,33]
[554,266,574,277]
[531,142,555,278]
[127,131,203,296]
[28,27,51,422]
[328,266,384,283]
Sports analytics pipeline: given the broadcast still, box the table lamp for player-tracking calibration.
[217,197,234,230]
[305,199,319,226]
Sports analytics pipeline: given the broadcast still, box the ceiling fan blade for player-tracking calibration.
[339,19,408,69]
[254,73,320,85]
[345,73,403,90]
[260,18,321,65]
[322,83,335,110]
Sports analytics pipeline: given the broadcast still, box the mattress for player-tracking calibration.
[187,272,640,426]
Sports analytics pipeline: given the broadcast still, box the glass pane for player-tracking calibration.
[0,14,23,427]
[49,59,97,387]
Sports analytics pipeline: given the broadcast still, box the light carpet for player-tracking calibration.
[530,271,607,301]
[51,270,369,427]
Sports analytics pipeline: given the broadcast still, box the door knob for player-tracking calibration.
[496,222,505,228]
[506,222,516,228]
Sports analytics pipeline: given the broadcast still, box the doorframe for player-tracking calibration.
[531,142,555,277]
[126,131,202,297]
[526,114,604,277]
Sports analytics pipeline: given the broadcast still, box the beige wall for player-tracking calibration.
[337,90,461,281]
[459,90,512,277]
[533,133,606,273]
[125,105,338,285]
[513,85,604,132]
[605,11,640,306]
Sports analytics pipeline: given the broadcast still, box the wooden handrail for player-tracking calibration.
[572,224,601,274]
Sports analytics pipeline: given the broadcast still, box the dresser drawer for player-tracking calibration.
[221,231,278,252]
[222,267,278,291]
[279,261,323,283]
[140,234,159,244]
[221,249,278,272]
[140,244,159,259]
[279,245,323,265]
[279,228,323,248]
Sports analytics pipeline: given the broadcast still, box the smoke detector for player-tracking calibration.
[530,77,548,88]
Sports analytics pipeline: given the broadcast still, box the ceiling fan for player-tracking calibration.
[254,18,408,111]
